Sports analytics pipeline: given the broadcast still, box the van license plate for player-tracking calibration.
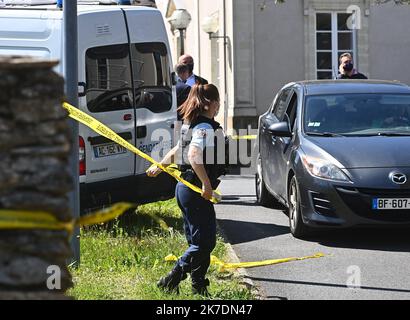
[373,198,410,210]
[94,144,127,158]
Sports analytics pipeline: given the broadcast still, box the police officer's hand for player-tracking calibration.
[201,182,213,201]
[146,165,162,177]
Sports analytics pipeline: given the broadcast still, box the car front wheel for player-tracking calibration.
[288,176,310,238]
[255,153,277,207]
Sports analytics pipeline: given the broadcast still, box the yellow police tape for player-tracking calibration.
[230,135,257,140]
[1,103,323,271]
[0,202,170,234]
[0,103,222,232]
[62,102,221,204]
[165,252,326,272]
[0,208,76,233]
[0,202,135,234]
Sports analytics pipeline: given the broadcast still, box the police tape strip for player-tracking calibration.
[78,203,136,227]
[0,208,76,233]
[62,102,221,204]
[83,202,170,231]
[0,103,221,232]
[0,202,169,234]
[164,252,326,272]
[230,135,257,140]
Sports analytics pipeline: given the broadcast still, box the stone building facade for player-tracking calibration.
[157,0,410,132]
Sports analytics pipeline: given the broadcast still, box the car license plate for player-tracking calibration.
[373,198,410,210]
[94,143,127,158]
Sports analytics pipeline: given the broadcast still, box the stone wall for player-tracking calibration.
[0,57,73,299]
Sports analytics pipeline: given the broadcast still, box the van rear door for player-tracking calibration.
[77,9,136,183]
[123,8,176,176]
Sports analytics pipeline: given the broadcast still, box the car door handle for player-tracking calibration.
[271,136,277,145]
[166,120,175,129]
[136,126,147,139]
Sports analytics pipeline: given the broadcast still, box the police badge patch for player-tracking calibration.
[194,129,207,138]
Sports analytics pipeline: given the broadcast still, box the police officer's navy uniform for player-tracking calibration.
[157,115,226,295]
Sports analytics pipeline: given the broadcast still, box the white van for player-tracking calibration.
[0,1,177,209]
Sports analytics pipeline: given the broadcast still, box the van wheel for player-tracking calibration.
[255,154,277,207]
[288,176,310,238]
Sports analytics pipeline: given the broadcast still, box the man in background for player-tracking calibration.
[178,54,208,86]
[175,63,191,113]
[337,52,367,79]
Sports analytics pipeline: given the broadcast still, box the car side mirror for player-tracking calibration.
[268,121,292,137]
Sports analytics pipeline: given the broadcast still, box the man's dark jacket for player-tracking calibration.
[337,72,368,79]
[194,75,208,85]
[176,81,191,121]
[176,82,191,107]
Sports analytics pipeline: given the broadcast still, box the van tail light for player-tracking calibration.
[79,136,86,176]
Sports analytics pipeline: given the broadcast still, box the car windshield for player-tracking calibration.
[304,93,410,136]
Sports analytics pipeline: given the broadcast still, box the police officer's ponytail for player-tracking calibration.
[178,84,220,124]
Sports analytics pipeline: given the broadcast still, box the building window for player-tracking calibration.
[316,12,355,79]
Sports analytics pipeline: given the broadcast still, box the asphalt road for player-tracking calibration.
[215,175,410,300]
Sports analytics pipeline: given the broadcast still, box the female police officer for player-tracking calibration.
[147,84,223,296]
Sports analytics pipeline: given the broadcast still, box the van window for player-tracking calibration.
[85,44,133,113]
[130,42,172,113]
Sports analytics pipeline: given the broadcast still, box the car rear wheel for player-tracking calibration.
[255,153,277,207]
[288,176,310,238]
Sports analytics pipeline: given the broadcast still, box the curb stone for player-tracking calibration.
[216,223,265,300]
[224,242,266,300]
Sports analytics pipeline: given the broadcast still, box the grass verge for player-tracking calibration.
[68,198,255,300]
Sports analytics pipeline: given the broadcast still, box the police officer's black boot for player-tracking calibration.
[157,264,187,294]
[192,278,210,297]
[191,255,212,297]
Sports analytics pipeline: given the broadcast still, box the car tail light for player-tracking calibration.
[123,114,132,121]
[79,136,86,176]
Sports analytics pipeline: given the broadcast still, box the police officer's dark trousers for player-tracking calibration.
[175,181,216,286]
